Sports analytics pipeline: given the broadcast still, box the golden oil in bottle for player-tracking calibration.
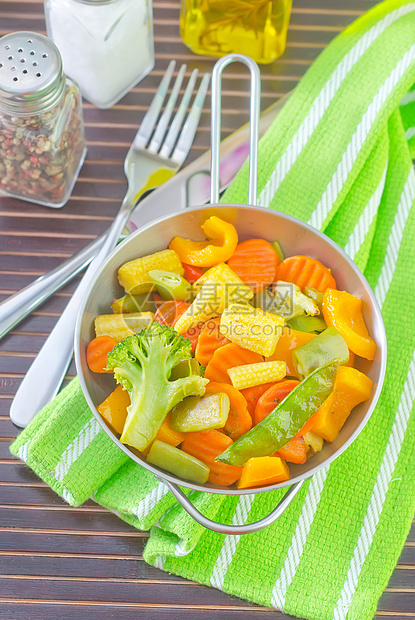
[180,0,292,65]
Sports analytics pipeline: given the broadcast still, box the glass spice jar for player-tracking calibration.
[0,32,86,208]
[44,0,155,109]
[180,0,292,65]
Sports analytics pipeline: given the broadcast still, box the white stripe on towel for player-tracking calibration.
[258,3,415,209]
[53,417,101,482]
[210,494,255,591]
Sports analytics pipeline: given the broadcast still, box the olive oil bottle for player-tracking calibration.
[180,0,292,64]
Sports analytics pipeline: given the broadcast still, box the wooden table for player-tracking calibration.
[0,1,413,618]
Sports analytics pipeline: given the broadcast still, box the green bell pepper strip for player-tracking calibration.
[216,360,339,467]
[288,314,327,333]
[147,440,210,484]
[293,325,349,379]
[148,270,193,302]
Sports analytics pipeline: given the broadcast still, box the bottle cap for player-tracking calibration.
[0,31,65,114]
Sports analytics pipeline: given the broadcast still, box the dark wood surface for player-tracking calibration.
[0,1,413,618]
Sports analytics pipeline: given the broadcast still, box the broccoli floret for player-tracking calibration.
[106,322,208,451]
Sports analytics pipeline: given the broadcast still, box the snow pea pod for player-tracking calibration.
[216,360,339,467]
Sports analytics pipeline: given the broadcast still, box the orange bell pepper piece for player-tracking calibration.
[274,436,307,464]
[322,289,377,360]
[169,216,238,267]
[309,366,373,442]
[266,327,316,376]
[205,381,251,440]
[236,456,290,489]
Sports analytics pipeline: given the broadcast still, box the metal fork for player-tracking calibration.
[0,61,209,342]
[10,62,210,428]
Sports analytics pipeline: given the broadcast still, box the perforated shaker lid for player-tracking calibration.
[0,32,65,114]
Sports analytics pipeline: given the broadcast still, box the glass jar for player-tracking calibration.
[0,32,86,208]
[45,0,155,109]
[180,0,292,65]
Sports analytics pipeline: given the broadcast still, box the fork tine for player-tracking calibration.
[159,68,199,159]
[148,64,187,154]
[171,72,210,167]
[133,60,176,150]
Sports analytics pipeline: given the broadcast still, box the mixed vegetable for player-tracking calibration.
[86,215,377,489]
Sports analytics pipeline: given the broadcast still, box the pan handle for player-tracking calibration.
[210,54,261,207]
[163,479,304,535]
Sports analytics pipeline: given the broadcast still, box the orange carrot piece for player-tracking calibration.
[274,436,307,464]
[195,318,229,367]
[266,327,316,376]
[154,300,190,326]
[275,255,337,293]
[227,238,279,293]
[205,342,263,384]
[97,385,130,434]
[154,300,203,351]
[205,381,251,440]
[86,335,118,373]
[181,429,242,487]
[254,379,299,425]
[236,456,290,489]
[240,382,275,418]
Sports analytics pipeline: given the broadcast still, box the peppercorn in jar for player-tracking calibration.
[0,31,86,208]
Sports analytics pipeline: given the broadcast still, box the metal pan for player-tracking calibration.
[75,55,387,535]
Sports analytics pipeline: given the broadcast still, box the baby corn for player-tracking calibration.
[95,312,154,342]
[118,249,184,295]
[174,263,253,335]
[220,303,284,356]
[227,361,286,390]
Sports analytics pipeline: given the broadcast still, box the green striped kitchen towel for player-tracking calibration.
[10,1,415,618]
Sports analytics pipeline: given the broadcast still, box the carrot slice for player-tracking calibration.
[181,430,242,487]
[195,318,229,367]
[254,379,299,425]
[87,335,117,373]
[227,238,279,293]
[154,300,203,351]
[240,382,275,418]
[205,342,263,384]
[154,300,190,326]
[205,382,251,439]
[274,436,307,464]
[275,255,337,293]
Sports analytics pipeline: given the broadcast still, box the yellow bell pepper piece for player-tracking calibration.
[236,456,290,489]
[310,366,373,442]
[322,288,377,360]
[97,385,130,435]
[169,216,238,267]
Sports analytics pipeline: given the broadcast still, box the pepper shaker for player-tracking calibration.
[45,0,155,109]
[0,32,86,208]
